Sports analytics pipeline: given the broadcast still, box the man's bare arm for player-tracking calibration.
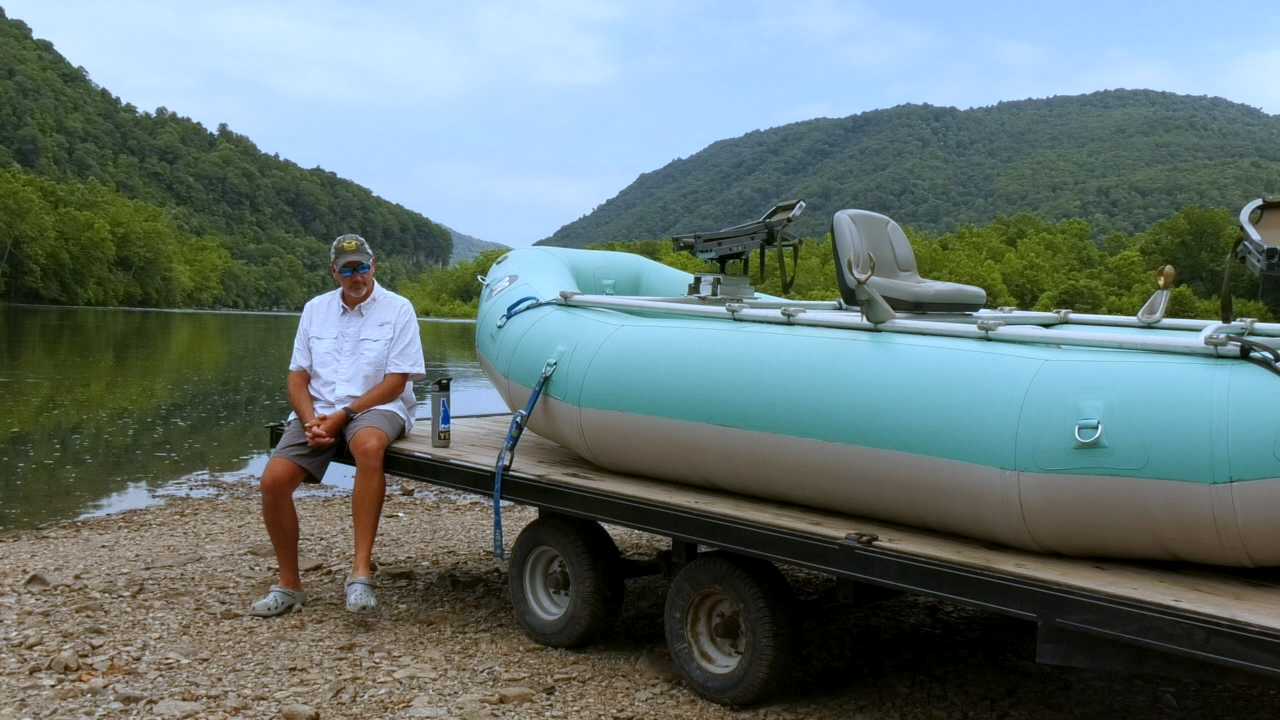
[288,370,316,424]
[309,373,411,444]
[346,373,410,415]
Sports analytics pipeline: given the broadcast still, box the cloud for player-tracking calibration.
[240,0,630,103]
[461,1,626,87]
[768,0,934,70]
[20,0,629,110]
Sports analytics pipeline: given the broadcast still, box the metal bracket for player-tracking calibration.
[977,319,1007,333]
[673,200,806,290]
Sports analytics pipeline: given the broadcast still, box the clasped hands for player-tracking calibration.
[304,412,347,448]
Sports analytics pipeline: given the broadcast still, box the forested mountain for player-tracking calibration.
[539,91,1280,247]
[0,10,452,309]
[442,224,509,265]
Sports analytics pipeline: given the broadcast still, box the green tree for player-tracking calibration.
[400,250,509,318]
[0,12,454,310]
[1131,206,1253,299]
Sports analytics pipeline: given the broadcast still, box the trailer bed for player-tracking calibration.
[285,415,1280,682]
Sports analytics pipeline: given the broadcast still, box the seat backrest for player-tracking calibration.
[832,209,922,307]
[831,209,987,313]
[832,209,920,280]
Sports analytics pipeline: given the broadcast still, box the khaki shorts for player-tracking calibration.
[271,409,406,483]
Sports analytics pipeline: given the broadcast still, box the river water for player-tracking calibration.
[0,305,505,531]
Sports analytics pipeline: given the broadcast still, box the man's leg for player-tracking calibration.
[261,457,309,590]
[348,426,392,579]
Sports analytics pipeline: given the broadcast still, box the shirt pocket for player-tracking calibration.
[310,327,340,368]
[359,322,395,372]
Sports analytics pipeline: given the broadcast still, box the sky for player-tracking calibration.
[5,1,1280,248]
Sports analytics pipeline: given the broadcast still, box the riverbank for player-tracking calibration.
[3,479,1279,720]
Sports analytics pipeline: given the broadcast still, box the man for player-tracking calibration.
[251,234,425,616]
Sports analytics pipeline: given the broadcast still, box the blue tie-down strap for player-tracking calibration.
[493,360,557,558]
[497,296,552,328]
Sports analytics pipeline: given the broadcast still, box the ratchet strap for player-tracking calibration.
[1222,335,1280,379]
[492,359,558,558]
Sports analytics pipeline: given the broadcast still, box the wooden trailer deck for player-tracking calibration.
[399,417,1280,632]
[287,414,1280,681]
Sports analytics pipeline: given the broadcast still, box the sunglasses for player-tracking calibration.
[337,262,372,278]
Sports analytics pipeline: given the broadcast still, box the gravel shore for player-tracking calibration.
[3,477,1280,720]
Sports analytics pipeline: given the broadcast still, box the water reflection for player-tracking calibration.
[0,306,503,531]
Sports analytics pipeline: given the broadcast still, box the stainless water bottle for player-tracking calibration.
[430,378,452,448]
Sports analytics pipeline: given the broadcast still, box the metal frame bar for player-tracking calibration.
[559,293,1280,357]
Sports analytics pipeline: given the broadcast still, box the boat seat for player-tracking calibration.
[831,209,986,313]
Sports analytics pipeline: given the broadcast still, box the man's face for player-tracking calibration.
[332,259,376,302]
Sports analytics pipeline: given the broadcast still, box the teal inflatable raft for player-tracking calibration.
[477,208,1280,567]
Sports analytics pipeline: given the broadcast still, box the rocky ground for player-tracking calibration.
[3,477,1280,720]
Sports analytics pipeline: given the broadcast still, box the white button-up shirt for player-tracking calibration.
[288,282,426,429]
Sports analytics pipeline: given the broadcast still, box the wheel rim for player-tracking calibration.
[684,589,745,674]
[523,545,572,621]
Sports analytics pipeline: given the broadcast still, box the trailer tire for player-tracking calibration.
[509,515,623,648]
[665,552,795,706]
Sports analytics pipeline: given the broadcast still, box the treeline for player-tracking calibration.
[400,249,511,318]
[0,11,451,309]
[540,90,1280,248]
[0,168,229,306]
[412,206,1271,322]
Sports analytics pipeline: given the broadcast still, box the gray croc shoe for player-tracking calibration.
[345,577,378,614]
[250,586,307,617]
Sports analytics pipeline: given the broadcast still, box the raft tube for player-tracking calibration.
[476,246,1280,567]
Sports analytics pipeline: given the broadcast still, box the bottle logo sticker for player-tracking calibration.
[438,398,451,440]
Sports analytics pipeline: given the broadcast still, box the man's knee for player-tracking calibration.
[261,459,307,497]
[349,428,390,464]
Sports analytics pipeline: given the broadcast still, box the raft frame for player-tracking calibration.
[553,292,1280,372]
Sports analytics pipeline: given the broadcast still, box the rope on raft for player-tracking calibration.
[498,295,558,327]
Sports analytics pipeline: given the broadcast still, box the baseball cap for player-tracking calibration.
[331,234,374,267]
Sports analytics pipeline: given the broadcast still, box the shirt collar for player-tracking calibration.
[337,280,380,315]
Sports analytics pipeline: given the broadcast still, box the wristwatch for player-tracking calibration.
[341,406,357,422]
